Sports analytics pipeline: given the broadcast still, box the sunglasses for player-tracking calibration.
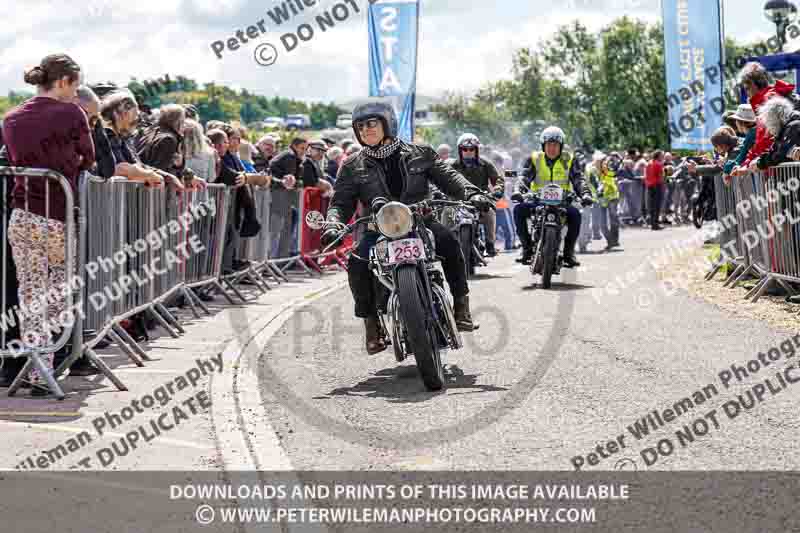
[355,118,381,132]
[461,147,477,152]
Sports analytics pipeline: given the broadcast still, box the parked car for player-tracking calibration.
[336,114,353,129]
[262,116,285,130]
[285,114,312,130]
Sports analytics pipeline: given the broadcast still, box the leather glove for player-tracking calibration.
[580,195,594,207]
[492,190,504,200]
[511,192,524,203]
[321,228,341,248]
[470,193,495,212]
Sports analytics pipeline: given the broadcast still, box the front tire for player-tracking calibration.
[541,226,558,289]
[459,225,475,276]
[396,265,444,391]
[692,202,703,229]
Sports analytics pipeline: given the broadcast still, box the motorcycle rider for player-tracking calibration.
[321,102,494,354]
[446,133,504,256]
[512,127,592,266]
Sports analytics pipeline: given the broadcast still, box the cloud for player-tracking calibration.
[0,0,759,103]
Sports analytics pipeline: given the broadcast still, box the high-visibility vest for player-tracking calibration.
[599,170,620,201]
[529,151,573,192]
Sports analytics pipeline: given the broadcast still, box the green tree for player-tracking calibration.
[434,92,514,147]
[598,18,668,148]
[0,91,32,117]
[490,17,670,151]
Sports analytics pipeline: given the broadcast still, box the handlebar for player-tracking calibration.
[321,198,478,253]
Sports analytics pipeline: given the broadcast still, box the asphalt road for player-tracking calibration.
[255,224,800,471]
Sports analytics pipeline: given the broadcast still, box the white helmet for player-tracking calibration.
[457,133,481,149]
[540,126,566,146]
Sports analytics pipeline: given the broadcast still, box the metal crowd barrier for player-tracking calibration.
[0,168,76,399]
[1,170,348,399]
[742,165,800,302]
[235,186,289,294]
[49,176,238,391]
[715,171,768,291]
[706,165,800,303]
[296,187,349,272]
[618,177,644,223]
[179,184,234,310]
[705,173,744,282]
[266,187,317,276]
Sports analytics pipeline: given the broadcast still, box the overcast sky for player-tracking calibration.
[0,0,781,104]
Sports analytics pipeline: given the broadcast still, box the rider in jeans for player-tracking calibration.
[512,127,593,267]
[321,102,493,354]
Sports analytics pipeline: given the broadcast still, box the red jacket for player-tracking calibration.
[645,160,664,188]
[742,80,796,167]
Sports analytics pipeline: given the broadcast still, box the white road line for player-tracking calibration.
[210,277,346,533]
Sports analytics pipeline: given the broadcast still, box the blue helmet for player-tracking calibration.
[351,100,398,146]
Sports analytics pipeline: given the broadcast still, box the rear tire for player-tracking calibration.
[396,265,444,391]
[541,226,558,289]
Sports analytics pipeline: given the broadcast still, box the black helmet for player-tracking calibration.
[351,100,398,147]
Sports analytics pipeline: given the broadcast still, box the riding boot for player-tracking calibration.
[485,242,497,257]
[562,253,581,268]
[516,244,533,264]
[453,295,479,331]
[364,315,387,355]
[562,237,581,268]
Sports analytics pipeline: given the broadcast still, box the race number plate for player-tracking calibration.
[387,238,426,264]
[542,187,563,202]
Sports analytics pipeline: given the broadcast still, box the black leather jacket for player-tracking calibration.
[326,141,481,226]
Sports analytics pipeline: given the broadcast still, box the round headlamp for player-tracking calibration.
[547,213,556,222]
[376,202,413,238]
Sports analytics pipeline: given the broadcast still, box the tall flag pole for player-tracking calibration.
[367,0,420,142]
[662,0,725,150]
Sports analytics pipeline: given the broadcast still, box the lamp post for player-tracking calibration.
[764,0,798,52]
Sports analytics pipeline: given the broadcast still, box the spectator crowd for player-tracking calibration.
[0,53,797,396]
[0,53,362,395]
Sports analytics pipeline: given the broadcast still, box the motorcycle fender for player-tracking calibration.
[431,283,462,350]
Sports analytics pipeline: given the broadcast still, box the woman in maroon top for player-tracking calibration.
[2,54,94,395]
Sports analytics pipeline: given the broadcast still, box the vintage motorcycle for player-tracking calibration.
[433,190,490,276]
[314,197,468,391]
[518,183,579,289]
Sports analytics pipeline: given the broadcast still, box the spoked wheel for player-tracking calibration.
[395,265,444,391]
[388,295,406,362]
